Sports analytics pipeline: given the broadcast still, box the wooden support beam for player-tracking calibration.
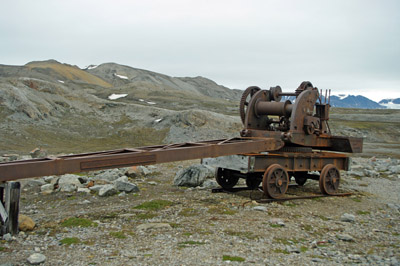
[0,182,21,236]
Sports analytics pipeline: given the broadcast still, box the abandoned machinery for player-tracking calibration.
[204,81,363,198]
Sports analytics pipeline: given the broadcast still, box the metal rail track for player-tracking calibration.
[211,186,352,203]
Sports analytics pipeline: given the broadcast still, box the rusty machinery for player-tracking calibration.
[204,81,363,198]
[1,81,362,234]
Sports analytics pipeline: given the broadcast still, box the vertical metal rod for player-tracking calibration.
[328,89,331,105]
[325,90,328,104]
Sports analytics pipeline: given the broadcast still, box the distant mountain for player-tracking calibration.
[379,98,400,109]
[283,93,387,109]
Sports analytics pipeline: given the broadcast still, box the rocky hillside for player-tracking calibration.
[0,60,242,154]
[0,60,399,158]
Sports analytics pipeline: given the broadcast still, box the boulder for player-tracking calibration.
[173,164,214,187]
[89,185,104,192]
[201,179,218,189]
[99,184,118,197]
[137,166,151,176]
[19,214,35,231]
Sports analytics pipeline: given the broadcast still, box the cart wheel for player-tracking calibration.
[245,174,262,189]
[319,164,340,195]
[262,164,289,198]
[293,172,308,186]
[215,168,239,190]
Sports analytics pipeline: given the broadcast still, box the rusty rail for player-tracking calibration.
[0,137,283,182]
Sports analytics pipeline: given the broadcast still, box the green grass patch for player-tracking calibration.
[274,237,306,245]
[60,237,80,245]
[269,223,283,228]
[224,230,258,240]
[178,240,207,248]
[301,224,313,232]
[318,215,329,221]
[169,223,180,228]
[0,246,5,252]
[109,231,126,239]
[356,210,370,215]
[133,200,173,211]
[60,217,98,228]
[351,198,362,202]
[222,255,245,262]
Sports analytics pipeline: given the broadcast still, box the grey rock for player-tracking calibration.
[58,174,82,187]
[30,148,47,158]
[0,262,14,266]
[136,223,172,231]
[77,187,91,193]
[389,165,400,174]
[137,166,151,175]
[93,169,122,182]
[27,253,46,265]
[387,203,400,211]
[40,184,53,193]
[337,233,354,242]
[253,206,268,212]
[364,169,379,178]
[201,179,218,189]
[348,171,364,178]
[114,180,139,193]
[43,176,54,183]
[113,176,128,183]
[99,184,118,197]
[22,179,46,188]
[147,181,157,185]
[89,185,104,192]
[3,233,12,241]
[341,213,355,222]
[173,164,214,187]
[311,258,324,262]
[59,183,77,192]
[269,218,285,226]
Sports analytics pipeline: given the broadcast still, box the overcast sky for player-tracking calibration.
[1,0,399,101]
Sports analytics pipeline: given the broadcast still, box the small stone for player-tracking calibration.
[125,167,138,178]
[40,184,53,194]
[269,218,285,226]
[80,200,91,204]
[137,166,151,175]
[341,213,355,222]
[58,174,82,187]
[99,184,118,197]
[114,181,139,193]
[89,185,104,192]
[77,187,91,193]
[311,258,324,262]
[27,253,46,265]
[337,233,354,242]
[34,247,40,252]
[59,183,77,192]
[136,223,172,231]
[253,206,268,212]
[201,179,218,189]
[19,214,35,231]
[147,181,157,185]
[93,169,121,182]
[118,191,126,197]
[3,233,12,241]
[30,148,47,159]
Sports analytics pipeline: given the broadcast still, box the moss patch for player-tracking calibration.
[60,217,98,228]
[60,237,80,245]
[133,200,173,211]
[222,255,245,262]
[109,231,126,239]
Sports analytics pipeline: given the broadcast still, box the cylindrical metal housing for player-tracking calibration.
[255,100,293,117]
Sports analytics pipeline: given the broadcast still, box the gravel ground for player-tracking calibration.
[1,159,399,266]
